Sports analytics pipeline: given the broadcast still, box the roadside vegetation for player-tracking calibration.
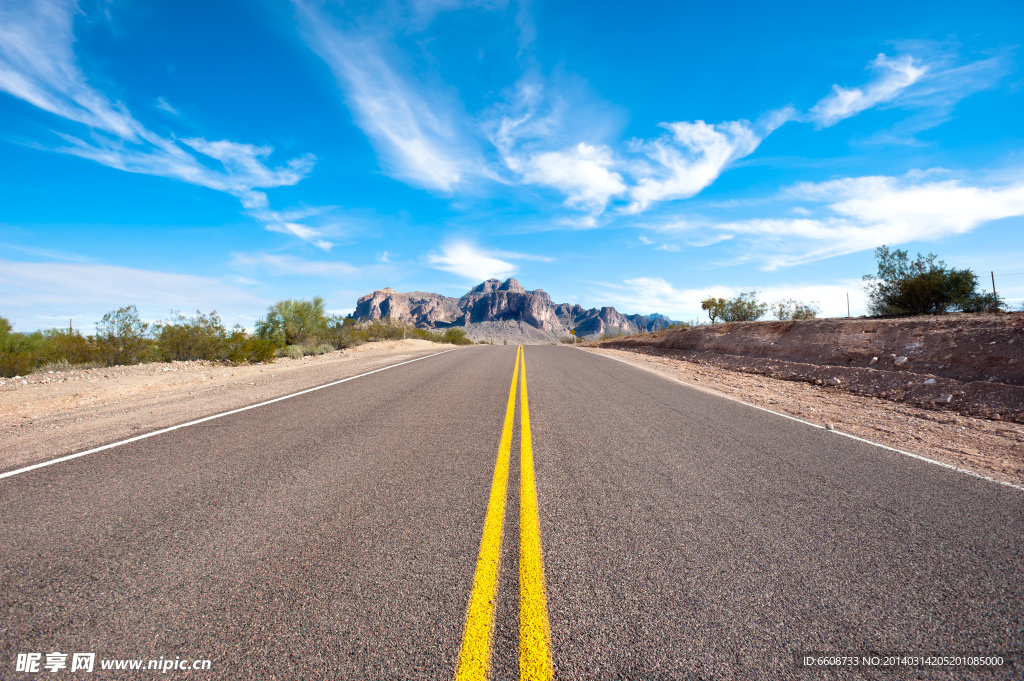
[863,246,1003,315]
[0,297,470,378]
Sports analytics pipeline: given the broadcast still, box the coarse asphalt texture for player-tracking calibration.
[1,345,1021,680]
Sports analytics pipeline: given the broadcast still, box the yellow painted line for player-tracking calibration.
[518,348,554,681]
[456,345,521,681]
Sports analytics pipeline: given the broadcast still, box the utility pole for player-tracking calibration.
[992,271,997,298]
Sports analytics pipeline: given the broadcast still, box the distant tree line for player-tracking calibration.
[0,297,471,378]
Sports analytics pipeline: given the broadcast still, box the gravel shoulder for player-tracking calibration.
[583,346,1024,487]
[1,339,456,473]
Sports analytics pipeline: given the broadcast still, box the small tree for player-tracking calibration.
[96,305,151,366]
[724,291,768,321]
[701,297,727,323]
[256,297,329,345]
[863,246,1001,315]
[771,299,821,321]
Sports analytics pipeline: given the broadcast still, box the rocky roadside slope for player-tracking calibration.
[591,312,1024,424]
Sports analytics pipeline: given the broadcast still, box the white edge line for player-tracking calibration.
[1,348,460,481]
[583,348,1024,493]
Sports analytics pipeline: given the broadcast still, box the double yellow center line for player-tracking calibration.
[456,345,553,681]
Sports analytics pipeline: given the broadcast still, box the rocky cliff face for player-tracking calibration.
[353,278,675,342]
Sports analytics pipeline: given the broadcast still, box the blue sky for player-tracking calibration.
[2,0,1023,332]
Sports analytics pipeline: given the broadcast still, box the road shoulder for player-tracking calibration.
[581,346,1024,487]
[1,340,457,473]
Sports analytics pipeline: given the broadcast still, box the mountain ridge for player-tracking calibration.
[353,278,676,343]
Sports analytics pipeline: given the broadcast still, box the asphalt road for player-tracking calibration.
[1,345,1022,680]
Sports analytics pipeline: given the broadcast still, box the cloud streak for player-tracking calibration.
[808,54,927,128]
[714,172,1024,268]
[293,1,484,191]
[425,241,518,281]
[0,0,318,241]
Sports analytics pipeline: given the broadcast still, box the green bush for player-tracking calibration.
[863,246,1001,315]
[224,330,278,364]
[156,310,228,361]
[770,299,821,321]
[256,297,330,346]
[96,305,153,366]
[0,350,32,378]
[441,327,472,345]
[701,292,768,323]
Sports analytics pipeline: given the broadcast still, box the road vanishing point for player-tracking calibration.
[2,345,1022,679]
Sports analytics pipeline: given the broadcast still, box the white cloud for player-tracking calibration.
[521,143,626,210]
[0,0,315,230]
[717,172,1024,267]
[0,0,144,140]
[230,253,359,277]
[425,241,517,281]
[155,97,178,115]
[598,277,865,319]
[293,1,482,191]
[246,205,337,250]
[626,110,793,213]
[808,54,927,128]
[0,258,267,332]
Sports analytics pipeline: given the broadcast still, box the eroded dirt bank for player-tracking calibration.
[593,312,1024,423]
[1,340,456,472]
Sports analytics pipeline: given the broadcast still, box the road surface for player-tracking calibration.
[1,345,1021,679]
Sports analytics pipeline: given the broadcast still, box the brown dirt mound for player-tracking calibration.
[591,312,1024,423]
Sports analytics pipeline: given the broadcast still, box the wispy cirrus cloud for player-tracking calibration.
[230,252,360,277]
[293,1,485,192]
[807,54,927,128]
[712,171,1024,268]
[806,48,1009,140]
[0,0,317,237]
[425,241,519,281]
[626,109,794,213]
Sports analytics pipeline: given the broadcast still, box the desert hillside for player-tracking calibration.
[592,312,1024,423]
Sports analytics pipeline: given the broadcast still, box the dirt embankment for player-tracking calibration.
[592,313,1024,424]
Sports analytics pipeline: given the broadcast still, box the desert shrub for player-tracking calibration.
[559,336,577,344]
[441,327,472,345]
[0,317,33,378]
[362,317,409,342]
[863,246,1002,316]
[36,328,99,366]
[957,291,1004,314]
[702,292,767,322]
[320,316,365,349]
[155,310,228,361]
[771,299,821,321]
[256,297,330,346]
[95,305,154,366]
[285,345,305,359]
[224,329,278,364]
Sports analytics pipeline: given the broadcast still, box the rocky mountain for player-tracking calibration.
[353,278,676,343]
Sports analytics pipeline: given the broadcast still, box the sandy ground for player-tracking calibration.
[0,339,455,472]
[584,346,1024,488]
